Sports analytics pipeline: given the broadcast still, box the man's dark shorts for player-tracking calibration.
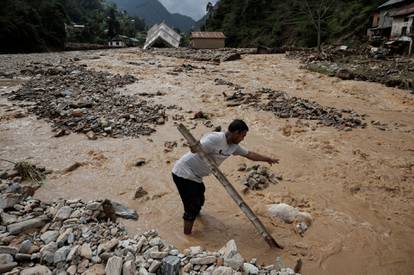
[172,173,205,221]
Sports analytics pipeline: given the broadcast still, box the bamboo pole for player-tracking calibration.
[177,124,283,249]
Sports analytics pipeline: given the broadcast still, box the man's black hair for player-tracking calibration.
[228,119,249,133]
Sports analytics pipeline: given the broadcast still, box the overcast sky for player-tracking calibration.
[159,0,218,21]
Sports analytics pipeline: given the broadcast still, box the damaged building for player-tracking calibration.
[369,0,413,54]
[143,22,181,50]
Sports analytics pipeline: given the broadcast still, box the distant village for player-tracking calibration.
[64,0,413,55]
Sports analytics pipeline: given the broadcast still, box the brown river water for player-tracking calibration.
[1,49,413,274]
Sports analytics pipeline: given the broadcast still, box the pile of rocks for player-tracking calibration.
[0,174,300,274]
[240,165,282,191]
[8,64,168,138]
[259,88,366,129]
[225,88,366,130]
[149,48,255,63]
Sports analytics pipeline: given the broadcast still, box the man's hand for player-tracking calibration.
[265,157,279,165]
[190,141,201,153]
[245,152,280,165]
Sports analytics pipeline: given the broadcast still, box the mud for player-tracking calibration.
[0,48,413,275]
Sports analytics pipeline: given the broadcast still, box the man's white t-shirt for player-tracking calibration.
[172,132,248,183]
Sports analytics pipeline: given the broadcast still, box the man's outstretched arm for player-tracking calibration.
[244,151,279,165]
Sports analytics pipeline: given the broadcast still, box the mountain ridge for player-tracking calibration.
[108,0,195,32]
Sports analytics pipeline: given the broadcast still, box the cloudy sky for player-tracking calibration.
[159,0,218,21]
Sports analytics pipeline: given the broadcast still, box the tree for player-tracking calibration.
[298,0,337,51]
[107,6,120,39]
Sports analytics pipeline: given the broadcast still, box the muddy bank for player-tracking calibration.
[1,49,413,275]
[287,47,414,92]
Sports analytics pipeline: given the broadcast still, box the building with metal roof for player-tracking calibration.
[190,32,226,49]
[143,22,181,50]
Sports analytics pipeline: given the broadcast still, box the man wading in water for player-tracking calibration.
[172,119,279,234]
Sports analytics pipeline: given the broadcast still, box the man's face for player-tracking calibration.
[232,130,247,144]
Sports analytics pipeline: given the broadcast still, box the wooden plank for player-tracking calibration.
[177,124,283,249]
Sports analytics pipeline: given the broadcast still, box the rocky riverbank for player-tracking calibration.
[286,47,414,93]
[0,169,300,275]
[6,62,170,138]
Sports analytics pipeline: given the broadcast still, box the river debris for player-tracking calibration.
[149,48,255,63]
[0,175,300,274]
[224,87,367,130]
[286,47,414,92]
[242,165,282,191]
[7,64,169,138]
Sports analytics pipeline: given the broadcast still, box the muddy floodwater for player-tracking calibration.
[1,48,413,275]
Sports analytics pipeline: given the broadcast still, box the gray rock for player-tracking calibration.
[224,252,244,271]
[67,265,77,275]
[19,239,32,254]
[97,238,118,254]
[40,231,59,244]
[20,265,52,275]
[148,260,161,273]
[150,251,168,259]
[189,246,203,255]
[161,256,180,275]
[138,267,149,275]
[0,253,13,264]
[7,215,49,234]
[224,240,238,258]
[243,263,259,274]
[80,243,93,259]
[0,212,17,225]
[40,242,58,265]
[66,245,79,262]
[0,193,21,209]
[105,256,123,275]
[190,256,216,265]
[149,237,161,246]
[0,262,17,273]
[92,255,102,263]
[110,201,138,220]
[54,246,71,263]
[122,260,137,275]
[86,202,101,211]
[57,228,73,246]
[136,236,147,252]
[0,246,17,255]
[15,253,31,261]
[212,266,233,275]
[55,206,73,220]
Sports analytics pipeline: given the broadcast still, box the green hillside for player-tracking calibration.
[203,0,384,48]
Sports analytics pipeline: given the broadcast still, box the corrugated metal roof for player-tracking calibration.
[191,32,225,39]
[391,3,414,16]
[378,0,406,9]
[143,22,181,50]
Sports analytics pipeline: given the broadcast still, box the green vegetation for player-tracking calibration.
[0,0,146,53]
[204,0,384,48]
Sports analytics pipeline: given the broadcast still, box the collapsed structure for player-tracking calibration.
[143,22,181,50]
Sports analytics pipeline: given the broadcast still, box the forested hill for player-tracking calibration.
[203,0,384,48]
[0,0,146,53]
[109,0,195,32]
